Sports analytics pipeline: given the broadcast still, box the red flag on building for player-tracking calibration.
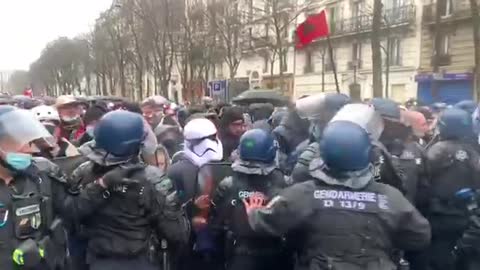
[23,88,33,98]
[296,10,330,48]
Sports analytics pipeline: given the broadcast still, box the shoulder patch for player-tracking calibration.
[455,150,469,161]
[313,189,389,213]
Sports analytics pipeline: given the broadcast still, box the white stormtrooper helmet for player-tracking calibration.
[183,118,223,167]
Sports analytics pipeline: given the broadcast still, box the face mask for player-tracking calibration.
[61,116,81,128]
[5,152,32,171]
[86,125,95,137]
[61,116,80,123]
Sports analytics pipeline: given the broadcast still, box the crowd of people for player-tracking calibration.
[0,92,480,270]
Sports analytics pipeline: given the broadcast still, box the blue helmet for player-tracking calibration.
[437,108,474,140]
[94,110,145,158]
[454,100,477,115]
[431,102,448,113]
[320,121,372,172]
[370,98,401,121]
[239,129,277,164]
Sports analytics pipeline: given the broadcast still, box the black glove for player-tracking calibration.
[102,164,146,188]
[455,215,480,258]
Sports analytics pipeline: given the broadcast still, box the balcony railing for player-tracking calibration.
[331,5,416,36]
[348,60,363,70]
[431,54,451,66]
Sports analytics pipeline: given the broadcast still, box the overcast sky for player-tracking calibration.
[0,0,112,71]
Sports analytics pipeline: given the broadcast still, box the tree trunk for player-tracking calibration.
[431,0,443,101]
[86,75,91,96]
[96,73,101,96]
[102,74,107,96]
[137,69,144,100]
[470,0,480,99]
[119,61,127,97]
[371,0,383,98]
[385,37,391,98]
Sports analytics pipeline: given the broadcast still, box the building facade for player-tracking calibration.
[210,0,422,102]
[417,0,478,104]
[294,0,420,102]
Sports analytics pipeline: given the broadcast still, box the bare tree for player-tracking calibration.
[135,0,177,97]
[206,0,247,80]
[249,0,316,92]
[7,71,30,94]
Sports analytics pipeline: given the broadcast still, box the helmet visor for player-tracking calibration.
[0,109,55,150]
[331,104,385,141]
[295,93,327,120]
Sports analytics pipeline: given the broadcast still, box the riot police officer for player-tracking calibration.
[291,93,350,183]
[369,98,422,200]
[210,129,288,270]
[244,120,431,270]
[64,110,189,270]
[423,108,480,270]
[0,105,69,270]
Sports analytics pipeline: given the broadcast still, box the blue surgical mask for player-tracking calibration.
[5,152,32,171]
[86,125,95,137]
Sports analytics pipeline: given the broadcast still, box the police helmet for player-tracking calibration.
[454,100,477,115]
[296,93,350,121]
[239,129,277,164]
[94,110,145,158]
[320,121,372,172]
[437,108,474,140]
[432,102,448,113]
[370,98,401,121]
[0,105,55,150]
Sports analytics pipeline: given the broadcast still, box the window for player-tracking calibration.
[304,50,314,73]
[263,54,269,73]
[352,0,363,18]
[389,0,408,9]
[389,38,401,65]
[438,34,450,56]
[264,0,271,15]
[248,0,253,20]
[352,43,362,61]
[328,6,337,33]
[264,23,270,38]
[439,0,453,17]
[249,27,253,47]
[326,48,336,71]
[216,63,224,78]
[352,1,364,29]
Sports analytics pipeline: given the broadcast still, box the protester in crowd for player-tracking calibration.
[77,102,109,146]
[31,104,80,158]
[55,95,85,142]
[219,106,246,161]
